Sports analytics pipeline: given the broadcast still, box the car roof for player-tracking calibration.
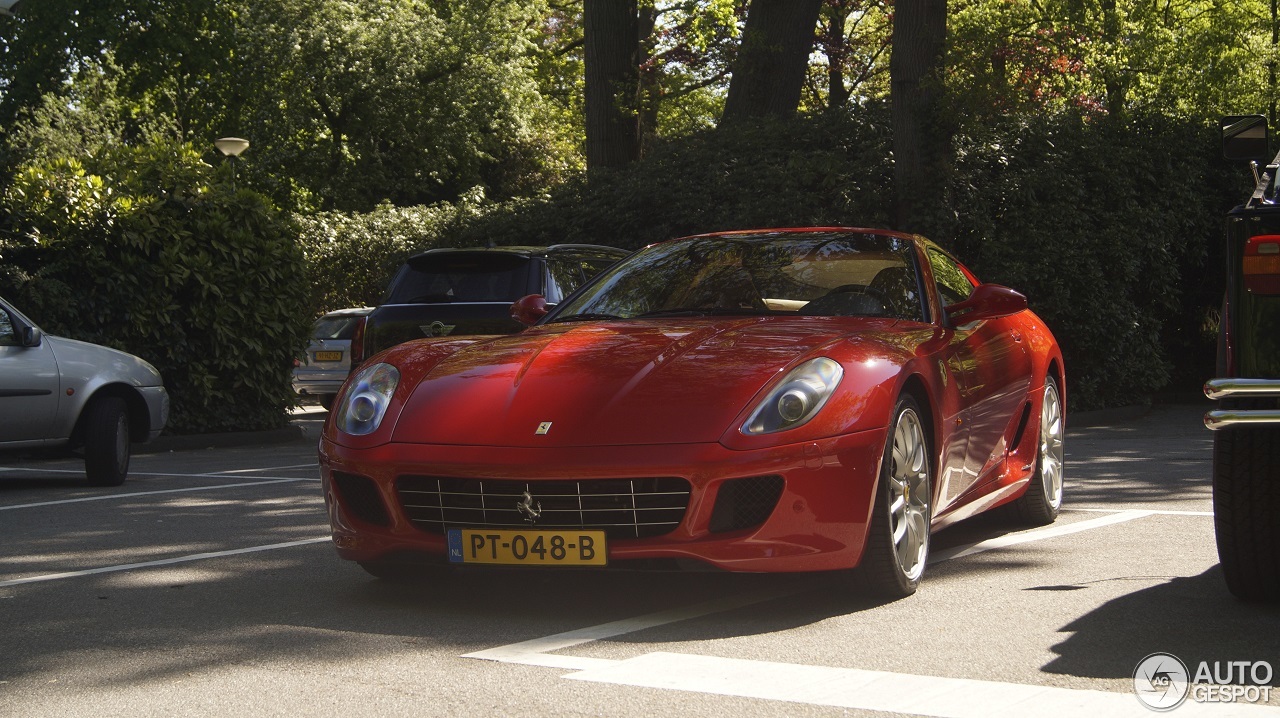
[406,244,628,262]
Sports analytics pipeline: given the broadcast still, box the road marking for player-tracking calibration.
[468,508,1157,672]
[930,509,1155,562]
[0,537,330,588]
[0,479,313,511]
[564,652,1277,717]
[463,587,797,670]
[1068,507,1213,517]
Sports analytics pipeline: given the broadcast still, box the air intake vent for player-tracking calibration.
[708,475,784,533]
[332,471,392,527]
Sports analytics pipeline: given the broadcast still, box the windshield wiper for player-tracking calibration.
[550,312,624,323]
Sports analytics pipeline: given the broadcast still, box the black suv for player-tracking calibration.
[1205,115,1280,602]
[353,244,629,364]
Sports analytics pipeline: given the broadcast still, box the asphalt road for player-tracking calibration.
[1,404,1278,717]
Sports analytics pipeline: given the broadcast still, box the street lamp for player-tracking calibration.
[214,137,250,188]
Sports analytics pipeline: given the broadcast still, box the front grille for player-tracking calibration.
[708,475,785,533]
[395,476,691,540]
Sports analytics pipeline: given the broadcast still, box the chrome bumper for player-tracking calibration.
[1204,378,1280,429]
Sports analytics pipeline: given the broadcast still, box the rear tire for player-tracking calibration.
[1213,426,1280,602]
[84,397,130,487]
[1011,376,1064,525]
[853,394,933,599]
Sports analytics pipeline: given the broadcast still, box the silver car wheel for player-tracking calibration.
[1039,381,1064,510]
[888,407,930,581]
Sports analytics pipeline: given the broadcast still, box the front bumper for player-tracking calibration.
[138,386,169,442]
[318,428,888,573]
[1204,378,1280,429]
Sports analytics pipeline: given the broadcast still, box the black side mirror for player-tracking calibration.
[1223,115,1270,162]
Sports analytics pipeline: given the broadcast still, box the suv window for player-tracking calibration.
[0,308,15,346]
[384,253,533,304]
[927,248,976,306]
[313,315,363,340]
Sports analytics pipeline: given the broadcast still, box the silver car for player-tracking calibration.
[0,296,169,486]
[292,307,372,410]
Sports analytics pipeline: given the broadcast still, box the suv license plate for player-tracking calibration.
[447,529,607,566]
[314,351,343,362]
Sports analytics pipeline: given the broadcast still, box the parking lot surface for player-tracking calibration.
[1,404,1277,717]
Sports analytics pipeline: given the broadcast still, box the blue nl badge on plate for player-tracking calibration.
[447,529,464,563]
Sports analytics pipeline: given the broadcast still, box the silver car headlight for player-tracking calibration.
[336,363,400,436]
[742,357,843,435]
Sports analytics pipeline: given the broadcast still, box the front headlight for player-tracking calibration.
[742,357,843,435]
[335,363,400,436]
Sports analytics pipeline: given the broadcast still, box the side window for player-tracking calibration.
[928,249,976,306]
[0,308,16,346]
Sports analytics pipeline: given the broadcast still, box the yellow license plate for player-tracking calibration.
[447,528,607,566]
[314,350,343,362]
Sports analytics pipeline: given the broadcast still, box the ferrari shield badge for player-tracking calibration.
[535,421,552,435]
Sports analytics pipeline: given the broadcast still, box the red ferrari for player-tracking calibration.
[319,228,1065,598]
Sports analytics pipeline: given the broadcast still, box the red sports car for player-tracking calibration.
[318,228,1065,598]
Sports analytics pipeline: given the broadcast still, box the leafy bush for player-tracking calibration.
[0,143,310,433]
[294,200,464,314]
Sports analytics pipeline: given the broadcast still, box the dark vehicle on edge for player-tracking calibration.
[352,245,629,366]
[1205,115,1280,602]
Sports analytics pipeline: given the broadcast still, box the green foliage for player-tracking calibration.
[295,201,466,315]
[0,143,311,433]
[950,112,1245,409]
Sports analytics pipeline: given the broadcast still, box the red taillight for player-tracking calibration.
[349,316,367,368]
[1245,235,1280,294]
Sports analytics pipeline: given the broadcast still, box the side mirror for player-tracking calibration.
[1223,115,1270,162]
[510,294,549,326]
[21,325,42,347]
[945,284,1027,325]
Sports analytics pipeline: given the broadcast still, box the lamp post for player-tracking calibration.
[214,137,250,189]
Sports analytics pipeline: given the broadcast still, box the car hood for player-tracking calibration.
[389,317,899,447]
[46,335,164,387]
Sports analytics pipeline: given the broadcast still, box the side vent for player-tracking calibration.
[709,476,785,534]
[332,471,392,527]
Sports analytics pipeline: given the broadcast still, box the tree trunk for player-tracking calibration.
[722,0,823,123]
[584,0,640,170]
[890,0,948,235]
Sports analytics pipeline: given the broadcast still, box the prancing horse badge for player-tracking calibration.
[535,422,552,435]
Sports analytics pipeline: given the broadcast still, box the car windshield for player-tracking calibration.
[383,253,532,304]
[551,232,924,322]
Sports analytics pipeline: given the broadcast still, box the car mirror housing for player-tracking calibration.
[21,325,41,347]
[945,284,1027,325]
[510,294,549,326]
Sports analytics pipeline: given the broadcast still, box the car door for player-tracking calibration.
[0,303,60,444]
[928,249,1032,498]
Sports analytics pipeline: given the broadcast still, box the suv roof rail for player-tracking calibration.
[545,243,628,254]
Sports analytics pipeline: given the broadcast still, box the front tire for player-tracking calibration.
[1011,376,1064,525]
[854,394,933,599]
[1213,426,1280,602]
[84,397,130,487]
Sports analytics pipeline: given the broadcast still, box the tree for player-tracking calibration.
[583,0,642,170]
[804,0,893,112]
[722,0,823,123]
[891,0,948,235]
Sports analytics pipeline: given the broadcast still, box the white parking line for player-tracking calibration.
[0,466,319,482]
[1068,506,1213,517]
[463,508,1177,715]
[565,652,1277,717]
[0,479,312,511]
[0,537,330,588]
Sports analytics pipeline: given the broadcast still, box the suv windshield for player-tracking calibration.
[552,232,924,322]
[313,315,363,340]
[383,253,532,304]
